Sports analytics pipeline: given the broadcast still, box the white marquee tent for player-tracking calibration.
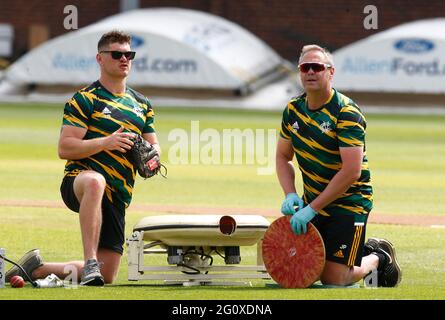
[333,18,445,94]
[0,7,292,96]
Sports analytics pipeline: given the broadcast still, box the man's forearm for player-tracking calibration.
[276,157,297,195]
[59,136,106,160]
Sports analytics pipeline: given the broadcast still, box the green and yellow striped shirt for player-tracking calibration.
[62,81,155,210]
[280,89,373,216]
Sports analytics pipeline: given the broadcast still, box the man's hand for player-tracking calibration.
[281,193,304,215]
[103,126,135,153]
[290,205,317,235]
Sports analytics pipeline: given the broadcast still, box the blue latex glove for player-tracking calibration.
[281,192,305,215]
[290,205,317,235]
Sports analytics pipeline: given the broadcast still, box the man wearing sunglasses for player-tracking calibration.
[276,45,401,287]
[5,31,161,286]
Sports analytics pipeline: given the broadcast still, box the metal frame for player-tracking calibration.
[127,231,270,286]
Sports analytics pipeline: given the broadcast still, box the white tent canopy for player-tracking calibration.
[333,18,445,94]
[1,7,287,94]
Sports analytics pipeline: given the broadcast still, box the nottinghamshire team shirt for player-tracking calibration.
[280,89,373,216]
[62,81,155,210]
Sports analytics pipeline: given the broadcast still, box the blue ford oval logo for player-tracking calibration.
[131,35,144,48]
[394,39,434,54]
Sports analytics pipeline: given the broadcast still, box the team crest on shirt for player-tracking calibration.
[133,106,144,117]
[320,121,332,134]
[291,121,299,132]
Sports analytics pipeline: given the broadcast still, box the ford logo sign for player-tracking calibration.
[131,35,144,48]
[394,39,434,54]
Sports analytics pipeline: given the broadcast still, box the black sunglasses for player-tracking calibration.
[298,62,332,73]
[100,50,136,60]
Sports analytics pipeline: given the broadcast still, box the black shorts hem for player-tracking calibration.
[98,243,124,256]
[60,175,80,212]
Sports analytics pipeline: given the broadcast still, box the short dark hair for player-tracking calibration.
[98,30,131,51]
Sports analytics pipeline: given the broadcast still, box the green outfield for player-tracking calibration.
[0,102,444,300]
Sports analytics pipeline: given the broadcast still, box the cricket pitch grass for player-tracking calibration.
[0,103,444,300]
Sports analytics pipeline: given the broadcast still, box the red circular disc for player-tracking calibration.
[262,216,325,288]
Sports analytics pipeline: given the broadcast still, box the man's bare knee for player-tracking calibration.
[75,172,106,201]
[97,248,121,284]
[85,175,106,196]
[83,172,106,190]
[320,261,353,286]
[100,265,119,284]
[102,272,117,284]
[320,273,349,286]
